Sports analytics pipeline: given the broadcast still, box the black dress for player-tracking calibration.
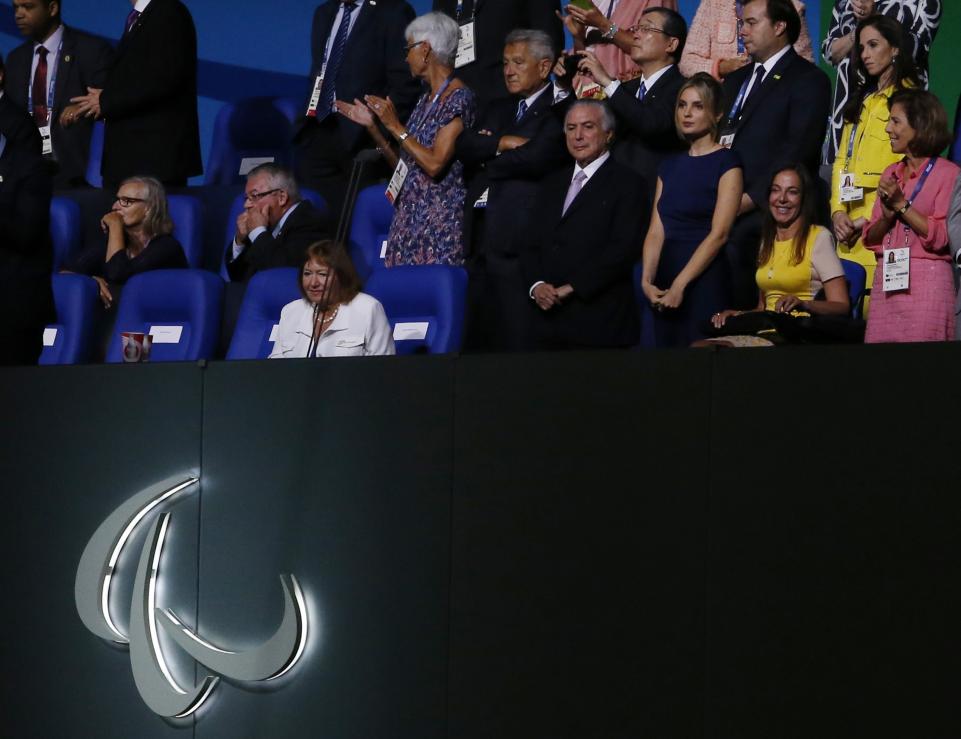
[65,233,188,284]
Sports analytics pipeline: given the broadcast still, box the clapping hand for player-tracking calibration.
[336,98,375,128]
[364,94,400,132]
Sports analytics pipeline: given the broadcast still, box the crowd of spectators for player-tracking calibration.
[0,0,959,364]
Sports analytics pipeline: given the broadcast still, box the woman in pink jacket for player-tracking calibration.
[679,0,813,80]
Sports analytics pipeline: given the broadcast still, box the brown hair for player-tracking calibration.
[842,15,919,124]
[887,89,952,158]
[298,241,361,306]
[675,72,725,142]
[120,176,173,238]
[758,164,817,268]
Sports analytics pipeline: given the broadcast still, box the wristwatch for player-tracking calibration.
[398,131,410,143]
[602,23,618,40]
[896,202,910,216]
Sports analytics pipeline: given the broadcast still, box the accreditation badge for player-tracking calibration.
[455,20,476,68]
[882,247,910,292]
[385,159,410,205]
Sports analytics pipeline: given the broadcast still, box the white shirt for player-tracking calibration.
[603,63,674,99]
[232,200,303,261]
[520,82,551,114]
[269,292,395,359]
[323,0,366,66]
[743,44,791,100]
[529,151,612,297]
[29,25,64,115]
[133,0,152,12]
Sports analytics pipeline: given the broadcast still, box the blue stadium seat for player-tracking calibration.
[950,92,960,165]
[226,268,300,359]
[204,98,296,186]
[364,266,467,354]
[348,184,394,281]
[40,274,100,365]
[167,194,204,268]
[50,196,82,272]
[105,270,224,363]
[273,97,303,125]
[220,189,328,281]
[839,258,867,319]
[85,121,104,188]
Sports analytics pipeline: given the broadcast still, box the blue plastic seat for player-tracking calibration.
[839,258,867,319]
[167,194,204,269]
[85,121,104,188]
[226,268,300,359]
[348,184,395,281]
[204,98,296,186]
[364,266,468,354]
[39,274,100,365]
[273,97,303,125]
[50,196,82,271]
[220,189,328,281]
[105,270,224,363]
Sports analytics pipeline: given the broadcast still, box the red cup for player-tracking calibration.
[121,332,153,363]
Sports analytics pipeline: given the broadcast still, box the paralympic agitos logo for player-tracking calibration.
[74,475,309,718]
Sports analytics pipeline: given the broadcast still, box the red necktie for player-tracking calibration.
[33,46,49,126]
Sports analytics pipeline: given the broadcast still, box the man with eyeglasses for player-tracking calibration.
[574,7,688,205]
[225,163,331,282]
[0,52,54,365]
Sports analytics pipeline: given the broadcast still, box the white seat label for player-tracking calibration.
[393,322,429,341]
[149,326,184,344]
[43,327,58,346]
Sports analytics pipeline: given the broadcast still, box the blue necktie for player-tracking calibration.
[515,100,528,123]
[742,65,766,110]
[317,2,357,122]
[636,81,647,101]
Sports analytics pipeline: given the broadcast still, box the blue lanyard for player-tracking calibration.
[407,76,454,139]
[907,157,936,205]
[845,123,859,165]
[727,71,753,123]
[27,40,62,117]
[455,0,467,21]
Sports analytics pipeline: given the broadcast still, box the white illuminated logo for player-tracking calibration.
[75,475,309,718]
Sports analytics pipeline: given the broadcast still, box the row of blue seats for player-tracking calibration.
[51,182,397,283]
[41,266,467,365]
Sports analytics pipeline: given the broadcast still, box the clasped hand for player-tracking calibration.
[643,281,684,311]
[533,283,573,311]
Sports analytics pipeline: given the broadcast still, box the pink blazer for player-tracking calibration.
[679,0,814,79]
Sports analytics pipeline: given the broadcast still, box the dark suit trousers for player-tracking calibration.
[483,251,533,352]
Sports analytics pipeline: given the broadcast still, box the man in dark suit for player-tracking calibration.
[62,0,201,189]
[294,0,421,216]
[225,164,331,282]
[720,0,830,308]
[433,0,564,116]
[523,100,648,350]
[457,29,570,351]
[574,7,688,204]
[5,0,113,188]
[0,55,54,365]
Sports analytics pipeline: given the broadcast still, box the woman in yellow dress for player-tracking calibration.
[830,15,919,309]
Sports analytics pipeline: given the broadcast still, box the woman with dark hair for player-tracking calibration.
[270,241,395,358]
[862,89,959,343]
[831,15,919,302]
[62,176,187,308]
[641,72,742,346]
[708,165,850,346]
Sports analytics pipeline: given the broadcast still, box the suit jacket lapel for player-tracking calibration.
[737,48,797,127]
[53,26,76,113]
[562,157,612,221]
[646,65,679,99]
[348,0,377,43]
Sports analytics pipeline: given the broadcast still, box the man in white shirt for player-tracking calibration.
[225,164,331,282]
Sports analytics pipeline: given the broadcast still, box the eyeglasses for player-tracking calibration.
[114,196,146,207]
[244,188,281,203]
[627,24,672,37]
[404,40,425,52]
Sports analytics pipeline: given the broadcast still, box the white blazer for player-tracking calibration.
[269,292,395,359]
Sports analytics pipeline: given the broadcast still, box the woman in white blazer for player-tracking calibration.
[270,241,395,359]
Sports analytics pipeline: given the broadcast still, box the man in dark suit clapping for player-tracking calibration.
[457,29,570,351]
[720,0,830,308]
[6,0,113,188]
[61,0,202,189]
[523,100,648,350]
[432,0,564,116]
[573,7,689,207]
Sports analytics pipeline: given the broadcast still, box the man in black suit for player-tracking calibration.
[457,29,570,351]
[573,7,688,204]
[432,0,564,116]
[0,55,54,365]
[5,0,113,188]
[523,100,648,350]
[294,0,421,216]
[225,164,331,282]
[62,0,201,189]
[720,0,830,308]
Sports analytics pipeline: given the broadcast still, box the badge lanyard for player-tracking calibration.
[885,158,936,248]
[406,75,455,141]
[725,71,753,126]
[26,41,63,118]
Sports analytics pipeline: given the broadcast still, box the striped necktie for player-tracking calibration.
[317,2,358,122]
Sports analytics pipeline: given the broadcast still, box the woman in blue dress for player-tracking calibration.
[338,12,475,266]
[640,72,743,347]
